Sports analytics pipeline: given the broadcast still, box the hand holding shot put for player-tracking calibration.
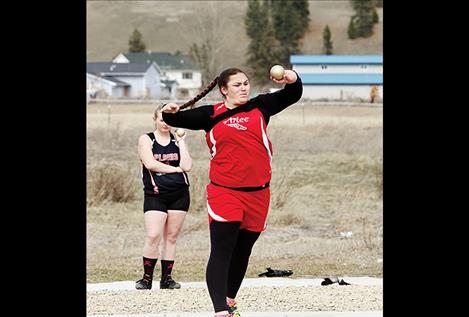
[174,128,186,142]
[270,64,298,84]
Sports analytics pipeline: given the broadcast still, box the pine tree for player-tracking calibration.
[348,0,376,39]
[245,0,279,86]
[322,25,333,55]
[348,17,358,39]
[128,28,146,53]
[372,7,379,24]
[269,0,310,67]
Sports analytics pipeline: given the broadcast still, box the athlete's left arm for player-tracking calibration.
[175,133,192,172]
[256,70,303,118]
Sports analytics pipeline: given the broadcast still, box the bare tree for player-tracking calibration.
[178,2,240,88]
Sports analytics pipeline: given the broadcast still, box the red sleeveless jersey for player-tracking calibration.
[205,102,272,188]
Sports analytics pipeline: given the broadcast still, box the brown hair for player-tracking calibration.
[179,68,248,110]
[179,78,218,110]
[216,68,247,95]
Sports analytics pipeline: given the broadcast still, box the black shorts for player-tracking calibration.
[143,187,190,213]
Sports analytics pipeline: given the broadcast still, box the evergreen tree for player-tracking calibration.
[372,7,379,24]
[347,16,358,39]
[245,0,279,86]
[128,28,146,53]
[348,0,376,39]
[269,0,310,67]
[322,25,333,55]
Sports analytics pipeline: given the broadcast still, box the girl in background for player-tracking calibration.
[136,104,192,290]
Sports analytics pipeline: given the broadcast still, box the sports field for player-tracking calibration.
[87,103,383,283]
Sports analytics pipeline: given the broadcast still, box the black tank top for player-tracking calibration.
[142,132,189,194]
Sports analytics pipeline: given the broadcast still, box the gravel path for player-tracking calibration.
[87,284,382,315]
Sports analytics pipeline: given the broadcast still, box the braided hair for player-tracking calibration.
[179,77,218,110]
[179,68,248,110]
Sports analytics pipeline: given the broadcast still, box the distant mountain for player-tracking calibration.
[87,0,382,68]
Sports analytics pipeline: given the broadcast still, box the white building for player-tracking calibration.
[86,72,130,99]
[113,51,202,99]
[291,55,383,101]
[160,79,179,99]
[86,62,162,99]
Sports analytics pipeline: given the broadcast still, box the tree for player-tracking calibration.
[245,0,279,86]
[269,0,310,67]
[128,28,146,53]
[347,16,358,39]
[372,7,379,24]
[322,25,333,55]
[179,2,231,87]
[348,0,376,39]
[189,42,211,86]
[244,0,310,86]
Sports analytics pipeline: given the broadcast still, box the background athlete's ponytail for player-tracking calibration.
[179,77,218,110]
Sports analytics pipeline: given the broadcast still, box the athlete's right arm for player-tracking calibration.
[138,135,183,173]
[162,104,213,131]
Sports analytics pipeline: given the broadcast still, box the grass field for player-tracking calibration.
[87,103,383,283]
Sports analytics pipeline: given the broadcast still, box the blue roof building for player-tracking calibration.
[290,55,383,102]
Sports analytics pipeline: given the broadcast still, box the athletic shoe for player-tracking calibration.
[135,278,152,290]
[160,276,181,289]
[227,300,240,317]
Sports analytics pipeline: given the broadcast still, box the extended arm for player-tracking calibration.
[162,104,214,131]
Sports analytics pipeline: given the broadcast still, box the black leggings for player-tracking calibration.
[206,221,261,313]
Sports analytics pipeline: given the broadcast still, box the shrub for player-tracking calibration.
[87,161,139,206]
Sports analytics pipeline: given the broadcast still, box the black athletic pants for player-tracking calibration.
[206,221,261,312]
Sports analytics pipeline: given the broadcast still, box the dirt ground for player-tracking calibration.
[87,284,383,315]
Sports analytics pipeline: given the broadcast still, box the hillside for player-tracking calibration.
[87,0,383,69]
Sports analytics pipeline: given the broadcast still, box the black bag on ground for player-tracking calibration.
[258,267,293,277]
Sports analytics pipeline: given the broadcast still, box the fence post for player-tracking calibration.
[107,103,111,128]
[302,103,305,126]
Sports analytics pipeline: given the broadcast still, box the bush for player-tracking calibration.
[87,161,139,206]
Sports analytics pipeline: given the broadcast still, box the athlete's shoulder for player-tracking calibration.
[139,132,154,140]
[214,102,225,111]
[211,102,227,118]
[138,133,154,147]
[246,95,263,107]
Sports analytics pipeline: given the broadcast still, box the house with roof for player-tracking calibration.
[160,79,179,99]
[290,55,383,102]
[112,51,202,98]
[86,62,164,99]
[86,72,130,99]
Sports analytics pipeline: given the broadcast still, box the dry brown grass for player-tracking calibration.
[87,103,383,282]
[87,161,140,206]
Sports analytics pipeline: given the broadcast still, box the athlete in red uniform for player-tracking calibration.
[162,68,302,317]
